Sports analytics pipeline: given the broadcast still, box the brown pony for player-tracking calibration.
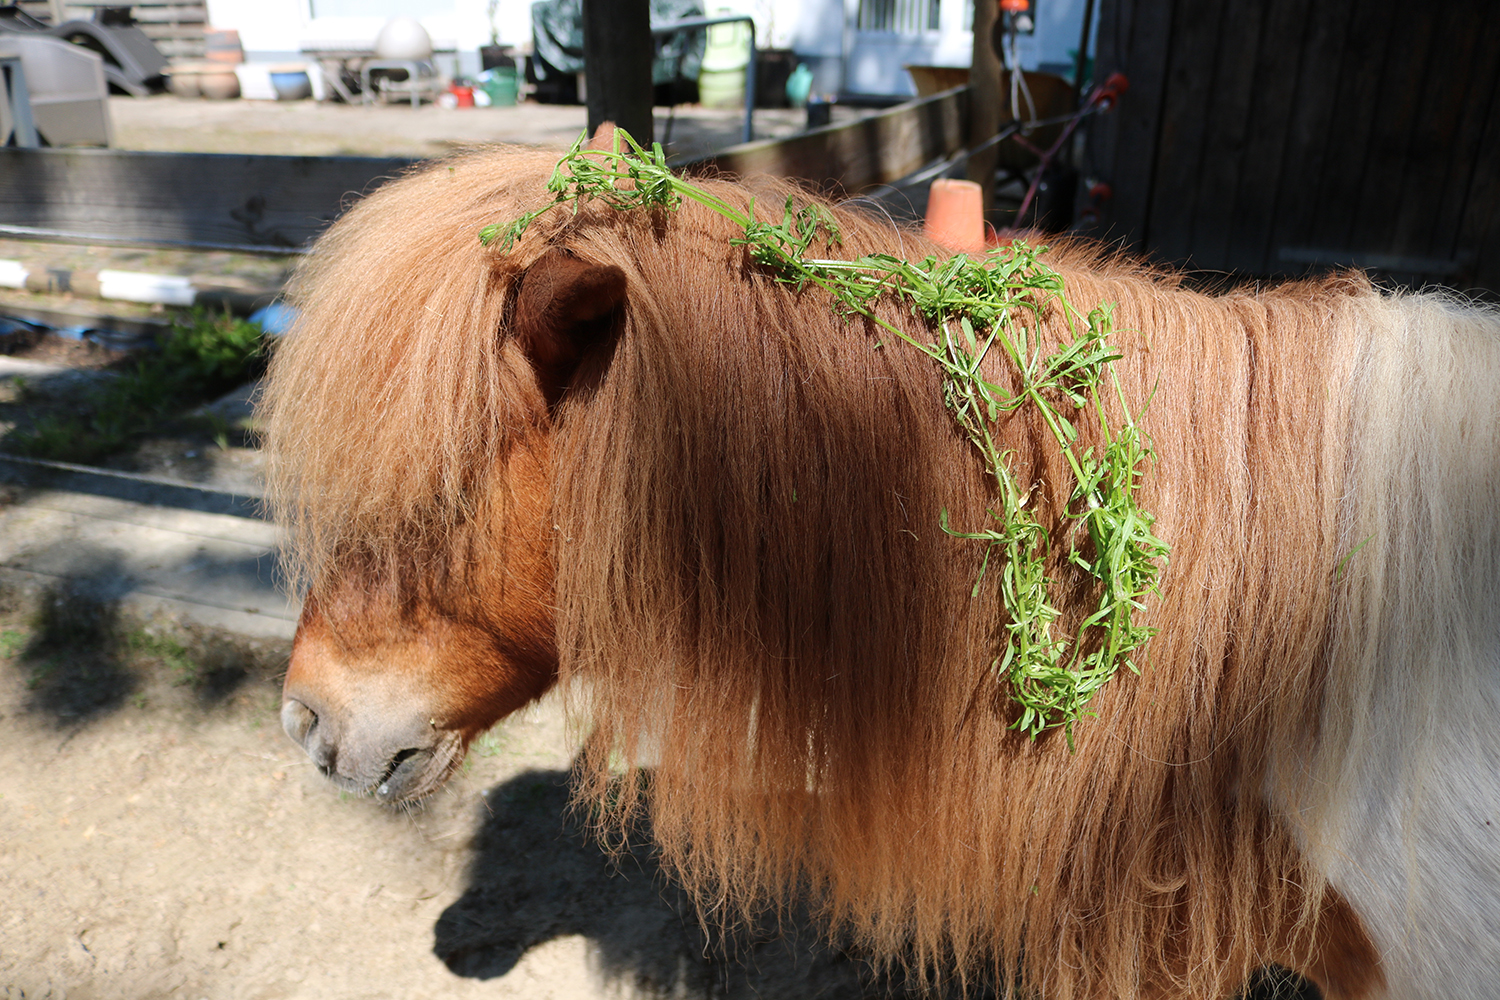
[262,146,1500,1000]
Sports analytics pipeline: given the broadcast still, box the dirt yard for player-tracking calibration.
[0,599,880,999]
[0,313,879,996]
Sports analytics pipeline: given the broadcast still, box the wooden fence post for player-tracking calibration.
[967,0,1003,219]
[581,0,654,145]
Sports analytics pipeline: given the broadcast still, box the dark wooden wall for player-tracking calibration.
[1083,0,1500,292]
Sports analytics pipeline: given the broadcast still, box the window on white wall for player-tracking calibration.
[857,0,941,34]
[310,0,454,15]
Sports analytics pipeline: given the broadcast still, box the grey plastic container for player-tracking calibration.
[0,34,110,146]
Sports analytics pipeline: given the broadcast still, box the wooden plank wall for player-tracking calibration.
[703,86,971,195]
[1085,0,1500,291]
[0,149,415,252]
[0,91,968,255]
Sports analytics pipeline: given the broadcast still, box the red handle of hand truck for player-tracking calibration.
[1093,72,1129,109]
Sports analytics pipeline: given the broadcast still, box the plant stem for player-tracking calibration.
[484,129,1169,742]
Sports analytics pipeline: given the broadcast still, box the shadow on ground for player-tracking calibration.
[1,575,290,726]
[437,768,1325,1000]
[9,577,138,722]
[434,767,886,999]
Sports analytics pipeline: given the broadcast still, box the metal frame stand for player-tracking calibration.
[0,55,40,147]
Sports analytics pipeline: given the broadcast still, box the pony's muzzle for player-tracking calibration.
[279,688,448,802]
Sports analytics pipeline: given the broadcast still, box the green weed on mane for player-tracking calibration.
[484,129,1169,741]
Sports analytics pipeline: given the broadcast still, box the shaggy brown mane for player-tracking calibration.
[263,148,1500,997]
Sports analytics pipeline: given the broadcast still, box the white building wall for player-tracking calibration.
[205,0,308,56]
[205,0,1093,99]
[205,0,534,66]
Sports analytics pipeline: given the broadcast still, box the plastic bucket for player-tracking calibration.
[270,71,311,100]
[702,16,751,72]
[698,68,745,109]
[482,67,518,107]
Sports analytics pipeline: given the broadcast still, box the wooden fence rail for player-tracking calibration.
[703,86,970,194]
[0,89,972,254]
[0,148,415,253]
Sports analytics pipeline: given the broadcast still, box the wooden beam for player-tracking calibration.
[700,87,972,195]
[967,0,1003,214]
[0,148,415,252]
[581,0,653,145]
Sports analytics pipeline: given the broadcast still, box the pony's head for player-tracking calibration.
[267,149,635,800]
[263,147,942,803]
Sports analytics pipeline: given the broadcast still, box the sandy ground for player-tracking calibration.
[0,623,880,999]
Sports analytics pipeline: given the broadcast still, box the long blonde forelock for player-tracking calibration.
[264,149,569,593]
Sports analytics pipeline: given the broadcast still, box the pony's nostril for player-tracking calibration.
[280,698,318,745]
[283,698,338,773]
[308,739,337,774]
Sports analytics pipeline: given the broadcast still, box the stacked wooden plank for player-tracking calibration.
[61,1,206,58]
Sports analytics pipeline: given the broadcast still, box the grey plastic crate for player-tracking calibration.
[0,33,110,146]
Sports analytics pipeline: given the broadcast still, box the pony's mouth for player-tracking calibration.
[375,747,429,800]
[369,730,466,804]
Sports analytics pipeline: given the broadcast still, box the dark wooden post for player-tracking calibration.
[581,0,654,145]
[967,0,1003,217]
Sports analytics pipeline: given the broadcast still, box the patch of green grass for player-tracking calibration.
[9,308,268,464]
[472,727,508,758]
[0,628,26,658]
[126,627,197,685]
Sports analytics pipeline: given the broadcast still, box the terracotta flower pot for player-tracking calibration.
[924,178,985,254]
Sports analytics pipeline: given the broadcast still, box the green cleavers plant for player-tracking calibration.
[483,130,1169,744]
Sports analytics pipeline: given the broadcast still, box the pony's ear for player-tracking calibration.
[512,249,627,406]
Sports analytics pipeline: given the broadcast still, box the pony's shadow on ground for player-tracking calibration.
[434,767,888,999]
[436,768,1323,1000]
